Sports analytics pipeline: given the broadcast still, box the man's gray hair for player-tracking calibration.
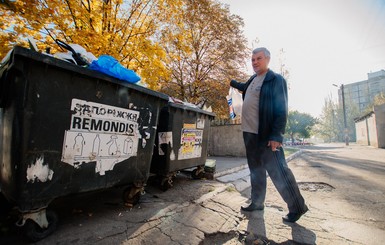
[252,47,270,57]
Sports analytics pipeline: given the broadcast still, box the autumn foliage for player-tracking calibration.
[1,0,249,118]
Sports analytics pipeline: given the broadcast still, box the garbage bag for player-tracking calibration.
[89,55,141,84]
[55,39,90,66]
[226,87,243,119]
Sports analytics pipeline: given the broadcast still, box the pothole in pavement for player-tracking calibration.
[202,231,240,244]
[298,182,335,192]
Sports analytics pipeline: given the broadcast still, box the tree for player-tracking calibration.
[0,0,182,88]
[373,92,385,105]
[157,0,249,118]
[344,100,360,142]
[363,92,385,113]
[278,49,290,80]
[1,0,249,118]
[286,110,317,143]
[313,96,338,142]
[316,94,360,142]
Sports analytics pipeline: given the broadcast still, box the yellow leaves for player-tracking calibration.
[156,0,248,118]
[1,0,247,119]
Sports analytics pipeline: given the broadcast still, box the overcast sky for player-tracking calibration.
[219,0,385,117]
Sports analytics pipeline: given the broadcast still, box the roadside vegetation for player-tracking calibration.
[283,147,299,157]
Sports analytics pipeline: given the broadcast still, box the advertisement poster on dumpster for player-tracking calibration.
[178,128,203,160]
[61,99,140,175]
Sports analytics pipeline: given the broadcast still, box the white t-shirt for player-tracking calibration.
[241,74,266,134]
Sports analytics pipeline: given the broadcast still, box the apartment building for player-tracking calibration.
[339,69,385,113]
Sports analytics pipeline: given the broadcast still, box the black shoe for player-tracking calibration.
[241,203,264,212]
[282,205,308,223]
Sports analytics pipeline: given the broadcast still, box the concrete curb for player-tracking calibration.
[214,164,248,178]
[286,148,304,162]
[214,149,304,178]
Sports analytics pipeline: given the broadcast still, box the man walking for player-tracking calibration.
[230,47,308,223]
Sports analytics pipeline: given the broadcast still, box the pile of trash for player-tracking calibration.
[1,36,214,113]
[1,37,141,85]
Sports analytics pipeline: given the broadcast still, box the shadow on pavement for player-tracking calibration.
[243,210,316,245]
[0,173,215,244]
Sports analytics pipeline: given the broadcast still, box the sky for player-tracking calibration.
[219,0,385,117]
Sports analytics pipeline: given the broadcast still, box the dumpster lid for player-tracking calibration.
[7,46,169,102]
[167,99,216,117]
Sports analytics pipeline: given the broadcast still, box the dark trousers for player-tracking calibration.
[243,132,306,213]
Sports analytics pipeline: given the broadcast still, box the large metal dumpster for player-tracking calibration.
[150,101,215,190]
[0,46,168,241]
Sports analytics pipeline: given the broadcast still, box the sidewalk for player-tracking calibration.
[210,156,248,177]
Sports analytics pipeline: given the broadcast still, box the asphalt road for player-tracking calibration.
[292,143,385,230]
[217,143,385,244]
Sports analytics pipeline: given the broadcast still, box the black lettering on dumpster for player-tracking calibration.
[126,113,138,121]
[99,107,106,115]
[72,116,135,134]
[91,106,99,115]
[90,119,102,131]
[103,121,111,131]
[107,109,115,116]
[117,111,125,119]
[72,116,82,129]
[82,117,90,130]
[110,121,119,132]
[129,124,134,133]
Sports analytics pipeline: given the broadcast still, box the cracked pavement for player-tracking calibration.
[1,143,384,244]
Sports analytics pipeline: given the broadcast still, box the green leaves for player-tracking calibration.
[286,110,317,140]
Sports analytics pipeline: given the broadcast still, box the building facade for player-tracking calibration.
[339,70,385,113]
[354,103,385,148]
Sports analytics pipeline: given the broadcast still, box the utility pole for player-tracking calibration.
[333,84,349,146]
[341,84,349,146]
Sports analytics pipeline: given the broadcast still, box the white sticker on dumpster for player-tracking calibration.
[197,118,205,129]
[61,99,140,175]
[158,132,173,155]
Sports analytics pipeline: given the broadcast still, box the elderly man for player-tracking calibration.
[230,47,308,223]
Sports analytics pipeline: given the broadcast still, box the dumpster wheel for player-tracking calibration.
[159,172,178,191]
[122,185,142,208]
[160,177,173,191]
[191,166,205,179]
[23,209,58,242]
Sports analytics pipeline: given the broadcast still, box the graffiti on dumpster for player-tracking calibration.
[26,155,54,183]
[178,126,203,160]
[61,99,140,175]
[158,119,205,161]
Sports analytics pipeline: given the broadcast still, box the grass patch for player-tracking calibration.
[284,147,299,156]
[226,186,237,192]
